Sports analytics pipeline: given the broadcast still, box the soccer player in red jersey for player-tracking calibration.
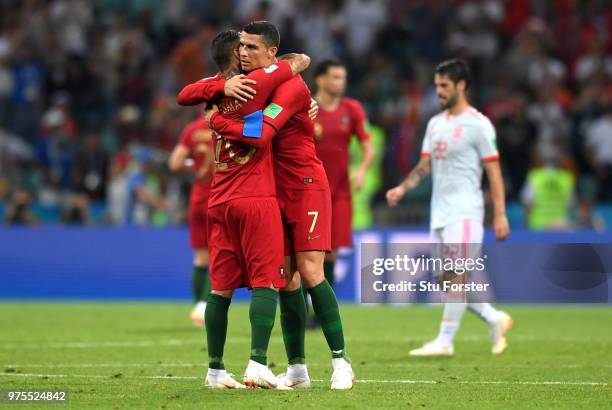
[168,116,215,328]
[177,29,311,389]
[313,59,373,290]
[206,21,355,390]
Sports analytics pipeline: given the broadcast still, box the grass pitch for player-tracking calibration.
[0,303,610,409]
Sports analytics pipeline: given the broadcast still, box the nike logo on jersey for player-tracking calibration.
[308,234,320,241]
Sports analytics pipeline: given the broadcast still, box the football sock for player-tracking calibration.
[436,302,467,346]
[308,280,347,359]
[468,302,500,325]
[191,266,206,303]
[323,260,335,288]
[302,285,311,314]
[249,287,278,366]
[279,288,307,364]
[201,266,211,303]
[205,293,231,370]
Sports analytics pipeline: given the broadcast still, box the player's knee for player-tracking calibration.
[283,272,302,292]
[324,250,337,262]
[211,289,233,299]
[194,249,210,266]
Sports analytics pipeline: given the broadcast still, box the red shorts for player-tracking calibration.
[277,188,332,256]
[207,196,286,291]
[331,195,353,249]
[188,198,209,249]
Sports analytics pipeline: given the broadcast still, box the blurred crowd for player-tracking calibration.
[1,0,611,228]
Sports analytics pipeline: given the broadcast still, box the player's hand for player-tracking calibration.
[386,185,406,208]
[351,167,366,191]
[493,213,510,241]
[224,74,256,102]
[308,98,319,120]
[204,105,219,127]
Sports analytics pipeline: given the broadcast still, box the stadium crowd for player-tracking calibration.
[1,0,611,228]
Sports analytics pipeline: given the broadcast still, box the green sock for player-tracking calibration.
[201,266,211,302]
[301,283,311,314]
[279,288,307,365]
[309,280,347,360]
[323,260,335,288]
[192,266,205,303]
[249,288,278,365]
[205,293,231,370]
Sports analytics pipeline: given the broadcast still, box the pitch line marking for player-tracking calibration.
[3,363,612,370]
[1,335,609,350]
[0,373,607,387]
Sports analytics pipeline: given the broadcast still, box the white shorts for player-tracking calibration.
[431,219,484,276]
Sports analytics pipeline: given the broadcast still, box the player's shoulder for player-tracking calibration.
[340,97,365,116]
[197,72,222,83]
[277,74,310,98]
[427,111,446,127]
[341,97,364,110]
[465,106,494,128]
[246,60,289,80]
[186,116,208,132]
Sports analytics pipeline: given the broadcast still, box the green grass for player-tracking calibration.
[0,303,610,409]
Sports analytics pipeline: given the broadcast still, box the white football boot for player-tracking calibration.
[205,369,246,389]
[409,340,454,357]
[190,301,206,328]
[490,311,513,355]
[243,360,291,389]
[276,364,311,389]
[330,357,354,390]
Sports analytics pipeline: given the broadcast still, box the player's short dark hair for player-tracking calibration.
[242,20,280,48]
[210,30,240,71]
[435,58,472,89]
[314,58,345,78]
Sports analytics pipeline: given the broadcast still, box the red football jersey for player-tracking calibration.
[178,117,215,203]
[209,75,329,191]
[314,97,370,197]
[200,61,294,207]
[269,76,329,190]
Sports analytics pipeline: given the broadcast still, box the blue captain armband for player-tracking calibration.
[242,110,264,138]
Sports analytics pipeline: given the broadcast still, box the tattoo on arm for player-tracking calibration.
[400,159,430,191]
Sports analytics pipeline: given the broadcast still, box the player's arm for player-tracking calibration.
[478,119,509,240]
[177,72,260,105]
[168,122,194,172]
[349,100,374,191]
[168,144,192,172]
[386,156,431,207]
[208,81,306,149]
[485,160,510,240]
[387,121,433,207]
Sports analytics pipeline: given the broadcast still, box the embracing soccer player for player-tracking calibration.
[178,29,311,388]
[208,21,355,389]
[312,58,373,292]
[386,59,513,356]
[168,115,215,328]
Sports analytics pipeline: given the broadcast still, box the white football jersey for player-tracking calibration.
[421,106,499,230]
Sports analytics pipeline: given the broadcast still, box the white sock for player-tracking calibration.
[207,368,225,377]
[436,302,466,346]
[468,302,500,325]
[287,363,308,377]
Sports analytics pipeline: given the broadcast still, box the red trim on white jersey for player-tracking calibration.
[421,152,431,158]
[482,154,500,162]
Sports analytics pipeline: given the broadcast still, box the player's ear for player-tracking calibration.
[315,75,324,89]
[457,79,466,93]
[268,46,278,59]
